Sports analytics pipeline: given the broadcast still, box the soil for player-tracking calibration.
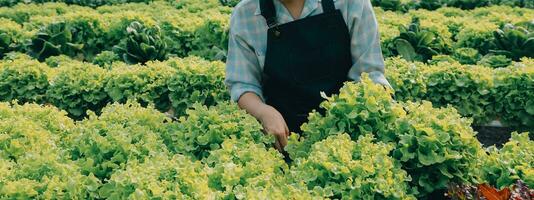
[473,126,534,148]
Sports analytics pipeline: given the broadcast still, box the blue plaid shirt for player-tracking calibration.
[225,0,390,102]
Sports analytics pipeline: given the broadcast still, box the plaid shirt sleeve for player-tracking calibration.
[225,10,265,102]
[346,0,391,87]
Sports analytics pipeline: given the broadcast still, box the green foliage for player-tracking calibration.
[453,47,481,64]
[386,56,532,126]
[455,21,498,55]
[490,23,534,61]
[44,54,80,67]
[26,22,85,61]
[489,0,533,7]
[0,31,17,59]
[418,0,443,10]
[166,57,229,116]
[286,75,402,159]
[392,17,449,62]
[204,138,290,199]
[0,58,49,104]
[479,132,534,189]
[0,109,61,161]
[113,21,169,64]
[0,55,232,121]
[477,54,512,68]
[290,134,415,199]
[99,154,214,199]
[189,12,229,61]
[163,102,268,160]
[287,75,484,196]
[385,57,427,102]
[1,52,32,61]
[446,0,490,9]
[0,103,100,199]
[492,60,534,126]
[423,62,494,123]
[46,62,109,118]
[92,50,120,68]
[395,101,483,195]
[429,54,458,65]
[1,2,533,63]
[219,0,240,7]
[66,102,171,180]
[0,103,75,153]
[1,3,534,198]
[105,62,175,112]
[371,0,404,11]
[371,0,530,11]
[0,0,153,8]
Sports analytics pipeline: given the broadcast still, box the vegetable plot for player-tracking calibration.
[0,77,532,199]
[0,0,533,199]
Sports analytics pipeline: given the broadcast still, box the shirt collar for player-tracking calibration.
[254,0,326,17]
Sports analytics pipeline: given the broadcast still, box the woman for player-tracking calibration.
[225,0,390,151]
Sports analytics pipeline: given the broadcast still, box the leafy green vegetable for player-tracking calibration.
[164,102,269,160]
[113,21,169,64]
[490,23,534,61]
[446,0,490,9]
[478,132,534,189]
[423,61,495,123]
[0,103,100,199]
[287,75,484,196]
[26,22,84,61]
[166,57,229,116]
[92,51,120,68]
[99,154,214,199]
[453,47,481,64]
[385,57,427,102]
[65,102,171,180]
[0,58,49,104]
[491,60,534,126]
[391,17,450,62]
[46,62,110,118]
[290,134,416,199]
[0,18,23,59]
[44,55,81,68]
[477,54,512,68]
[105,61,175,112]
[204,138,293,199]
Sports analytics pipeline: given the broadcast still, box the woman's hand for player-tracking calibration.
[257,104,289,151]
[237,92,289,152]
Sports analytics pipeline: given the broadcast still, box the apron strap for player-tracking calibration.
[260,0,277,28]
[321,0,336,13]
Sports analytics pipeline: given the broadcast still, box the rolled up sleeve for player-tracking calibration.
[347,0,391,88]
[225,12,264,102]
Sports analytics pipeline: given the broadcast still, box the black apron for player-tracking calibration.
[261,0,352,133]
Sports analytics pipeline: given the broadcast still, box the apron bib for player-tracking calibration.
[261,0,352,133]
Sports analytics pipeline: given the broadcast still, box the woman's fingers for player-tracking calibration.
[273,137,283,151]
[277,132,288,149]
[284,123,290,137]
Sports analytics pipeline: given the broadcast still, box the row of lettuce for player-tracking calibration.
[0,0,238,7]
[1,75,532,199]
[371,0,534,12]
[1,53,532,126]
[0,0,231,63]
[0,0,156,7]
[387,57,534,127]
[1,0,531,10]
[0,53,228,119]
[0,2,533,65]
